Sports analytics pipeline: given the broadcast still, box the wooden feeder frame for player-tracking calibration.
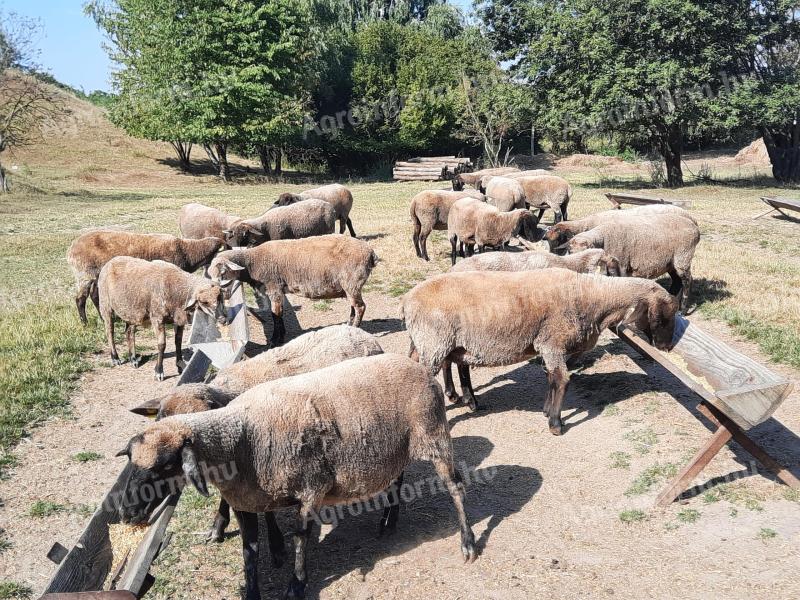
[753,196,800,221]
[605,192,692,210]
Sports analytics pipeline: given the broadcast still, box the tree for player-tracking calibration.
[90,0,315,180]
[0,12,67,192]
[478,0,746,187]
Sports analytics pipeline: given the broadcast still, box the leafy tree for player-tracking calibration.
[478,0,746,186]
[90,0,315,180]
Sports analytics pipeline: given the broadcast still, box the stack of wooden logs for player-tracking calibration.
[393,156,473,181]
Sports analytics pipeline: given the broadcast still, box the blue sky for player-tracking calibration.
[3,0,475,93]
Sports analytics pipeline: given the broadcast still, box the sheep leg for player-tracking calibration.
[106,314,123,366]
[412,221,422,258]
[442,360,460,403]
[379,471,404,536]
[346,217,357,237]
[347,291,366,327]
[419,232,430,261]
[457,364,479,412]
[543,357,570,436]
[265,511,287,568]
[681,269,693,312]
[431,458,477,563]
[175,325,185,373]
[206,499,231,543]
[267,290,286,346]
[233,510,262,600]
[339,217,347,235]
[285,509,315,599]
[466,244,475,257]
[154,322,167,381]
[125,324,140,367]
[536,208,546,223]
[75,281,93,325]
[449,235,458,266]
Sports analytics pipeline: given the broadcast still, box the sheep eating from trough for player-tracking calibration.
[116,354,478,600]
[98,256,228,381]
[178,202,263,248]
[402,269,678,435]
[67,229,224,325]
[242,198,336,242]
[410,189,486,261]
[274,183,356,236]
[447,197,539,264]
[208,234,377,346]
[566,213,700,311]
[448,247,621,277]
[451,166,520,191]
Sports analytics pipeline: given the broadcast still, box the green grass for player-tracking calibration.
[676,508,701,524]
[619,509,647,524]
[73,451,104,463]
[757,527,778,541]
[601,404,621,417]
[0,582,32,600]
[0,528,11,553]
[28,500,67,518]
[625,462,678,496]
[623,428,659,455]
[609,451,631,469]
[311,299,333,312]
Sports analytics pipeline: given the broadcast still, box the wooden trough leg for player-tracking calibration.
[655,419,733,507]
[752,207,777,220]
[698,403,800,490]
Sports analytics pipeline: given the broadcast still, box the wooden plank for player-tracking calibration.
[605,192,692,209]
[655,424,733,507]
[763,196,800,212]
[41,592,137,599]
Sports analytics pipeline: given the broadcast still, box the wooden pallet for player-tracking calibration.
[753,196,800,220]
[393,156,472,181]
[606,192,692,209]
[40,286,250,598]
[615,315,798,507]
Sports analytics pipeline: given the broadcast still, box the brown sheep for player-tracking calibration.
[208,234,376,346]
[243,198,336,242]
[451,167,520,191]
[449,247,621,277]
[402,269,678,435]
[116,354,477,599]
[482,176,528,212]
[410,189,486,261]
[567,214,701,310]
[274,183,356,236]
[447,197,539,264]
[178,203,263,248]
[98,257,227,381]
[513,175,572,223]
[67,230,224,324]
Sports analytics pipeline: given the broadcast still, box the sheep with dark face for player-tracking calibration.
[451,167,520,191]
[68,230,224,325]
[410,189,486,261]
[208,235,376,346]
[274,183,356,236]
[402,269,678,435]
[243,198,336,243]
[178,202,264,248]
[98,257,228,381]
[116,354,477,600]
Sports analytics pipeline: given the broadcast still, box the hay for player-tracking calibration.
[734,138,771,165]
[666,352,715,392]
[557,154,624,167]
[105,522,148,588]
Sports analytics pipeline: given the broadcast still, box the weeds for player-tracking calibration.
[676,508,701,524]
[73,451,103,463]
[619,509,647,524]
[757,528,777,541]
[609,451,631,469]
[311,300,333,312]
[625,463,678,496]
[0,582,32,600]
[28,500,67,518]
[623,427,658,455]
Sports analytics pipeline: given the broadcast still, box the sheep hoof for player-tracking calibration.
[462,542,478,563]
[284,576,306,599]
[204,529,224,544]
[154,371,165,382]
[129,355,142,368]
[111,357,125,367]
[445,393,462,405]
[549,422,564,436]
[176,360,186,374]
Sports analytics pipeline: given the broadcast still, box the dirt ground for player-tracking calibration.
[2,288,798,599]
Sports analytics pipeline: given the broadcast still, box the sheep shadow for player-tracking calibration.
[360,317,405,337]
[253,435,542,599]
[359,233,389,241]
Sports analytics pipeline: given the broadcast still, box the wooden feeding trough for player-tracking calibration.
[40,285,251,598]
[753,196,800,221]
[616,315,798,507]
[605,192,692,210]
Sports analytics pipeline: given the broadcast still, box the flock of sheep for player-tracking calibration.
[62,169,701,599]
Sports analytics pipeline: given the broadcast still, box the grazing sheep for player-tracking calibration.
[506,169,552,179]
[449,248,621,277]
[567,214,700,310]
[275,183,356,236]
[452,167,520,191]
[544,205,695,251]
[67,230,224,325]
[243,198,336,242]
[131,325,384,545]
[447,198,539,264]
[208,235,376,345]
[482,176,528,212]
[98,257,228,381]
[116,354,477,600]
[513,175,572,223]
[410,189,486,261]
[402,269,678,435]
[178,202,263,248]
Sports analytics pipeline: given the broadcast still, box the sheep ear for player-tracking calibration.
[185,297,197,310]
[555,242,571,251]
[130,398,162,418]
[181,444,209,497]
[222,229,232,237]
[116,439,133,458]
[246,225,262,236]
[224,260,245,271]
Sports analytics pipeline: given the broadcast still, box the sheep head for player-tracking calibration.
[273,192,302,207]
[223,222,263,248]
[598,253,622,277]
[116,420,207,524]
[622,288,679,351]
[187,282,229,326]
[514,210,542,242]
[208,255,246,289]
[544,223,573,253]
[452,175,465,191]
[131,384,225,420]
[566,233,595,254]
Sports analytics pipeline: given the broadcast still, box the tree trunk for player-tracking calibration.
[762,127,800,184]
[273,147,282,176]
[657,124,684,187]
[0,163,8,193]
[257,144,272,176]
[203,143,220,170]
[170,141,193,172]
[215,142,230,182]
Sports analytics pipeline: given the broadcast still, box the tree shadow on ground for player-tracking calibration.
[253,435,542,599]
